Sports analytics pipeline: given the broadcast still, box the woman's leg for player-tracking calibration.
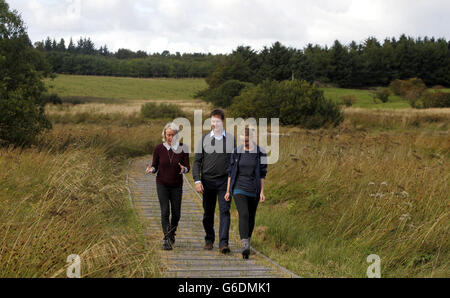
[156,183,171,240]
[248,197,260,239]
[233,193,250,239]
[169,186,183,238]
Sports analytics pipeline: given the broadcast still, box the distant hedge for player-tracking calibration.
[422,92,450,108]
[389,78,450,108]
[141,102,186,119]
[228,80,344,129]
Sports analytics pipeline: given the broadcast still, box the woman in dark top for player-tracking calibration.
[146,122,190,250]
[225,127,267,259]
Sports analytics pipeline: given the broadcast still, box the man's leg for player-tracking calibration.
[217,186,231,248]
[202,182,217,245]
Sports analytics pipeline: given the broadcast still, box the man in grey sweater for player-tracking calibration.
[193,109,235,254]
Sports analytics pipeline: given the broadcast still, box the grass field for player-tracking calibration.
[45,74,449,111]
[2,74,449,277]
[321,87,409,109]
[44,74,208,101]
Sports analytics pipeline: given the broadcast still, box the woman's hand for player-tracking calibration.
[224,192,231,202]
[145,164,154,174]
[259,192,266,203]
[178,163,186,174]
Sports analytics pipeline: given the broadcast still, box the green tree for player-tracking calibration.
[329,40,352,87]
[0,0,52,146]
[229,80,343,129]
[256,42,293,82]
[57,38,66,51]
[67,37,75,53]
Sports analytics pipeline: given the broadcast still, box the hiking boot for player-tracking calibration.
[220,245,231,254]
[162,239,172,251]
[168,225,176,245]
[241,239,250,259]
[168,232,176,246]
[204,242,213,250]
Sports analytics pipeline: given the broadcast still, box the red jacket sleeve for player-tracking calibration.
[151,145,160,172]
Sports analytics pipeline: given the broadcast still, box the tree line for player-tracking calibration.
[206,36,449,89]
[36,35,449,87]
[34,37,223,78]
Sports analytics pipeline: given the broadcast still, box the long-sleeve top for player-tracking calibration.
[151,143,190,187]
[227,144,267,198]
[193,131,235,183]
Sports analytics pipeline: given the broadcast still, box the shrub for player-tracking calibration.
[388,78,435,108]
[41,93,63,105]
[372,88,390,103]
[389,79,405,96]
[422,92,450,108]
[340,95,358,107]
[61,97,86,105]
[141,102,186,119]
[389,78,427,97]
[229,79,344,129]
[405,89,426,108]
[202,80,254,108]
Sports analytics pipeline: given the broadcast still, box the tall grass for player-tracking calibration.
[251,124,449,277]
[45,100,211,125]
[0,145,161,277]
[343,107,450,131]
[34,123,164,160]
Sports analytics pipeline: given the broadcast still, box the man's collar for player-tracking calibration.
[210,130,226,138]
[163,141,179,151]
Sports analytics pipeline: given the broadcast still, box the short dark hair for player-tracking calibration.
[210,109,225,121]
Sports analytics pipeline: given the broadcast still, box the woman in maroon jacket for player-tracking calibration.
[146,122,190,250]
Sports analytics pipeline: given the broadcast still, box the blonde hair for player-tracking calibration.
[161,122,180,142]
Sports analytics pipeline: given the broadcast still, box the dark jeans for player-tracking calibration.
[156,183,182,240]
[233,193,259,240]
[202,178,230,247]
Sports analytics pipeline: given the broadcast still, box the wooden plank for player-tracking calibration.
[128,157,292,278]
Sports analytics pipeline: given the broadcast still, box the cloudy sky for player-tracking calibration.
[7,0,450,54]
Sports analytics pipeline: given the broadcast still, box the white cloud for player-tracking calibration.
[6,0,450,54]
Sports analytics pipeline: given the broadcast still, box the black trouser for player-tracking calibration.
[156,183,182,240]
[233,193,259,240]
[202,178,230,247]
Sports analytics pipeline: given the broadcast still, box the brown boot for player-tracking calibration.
[204,242,213,250]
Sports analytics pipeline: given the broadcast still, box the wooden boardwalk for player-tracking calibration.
[127,157,298,278]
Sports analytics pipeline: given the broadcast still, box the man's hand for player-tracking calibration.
[195,182,204,194]
[224,192,230,202]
